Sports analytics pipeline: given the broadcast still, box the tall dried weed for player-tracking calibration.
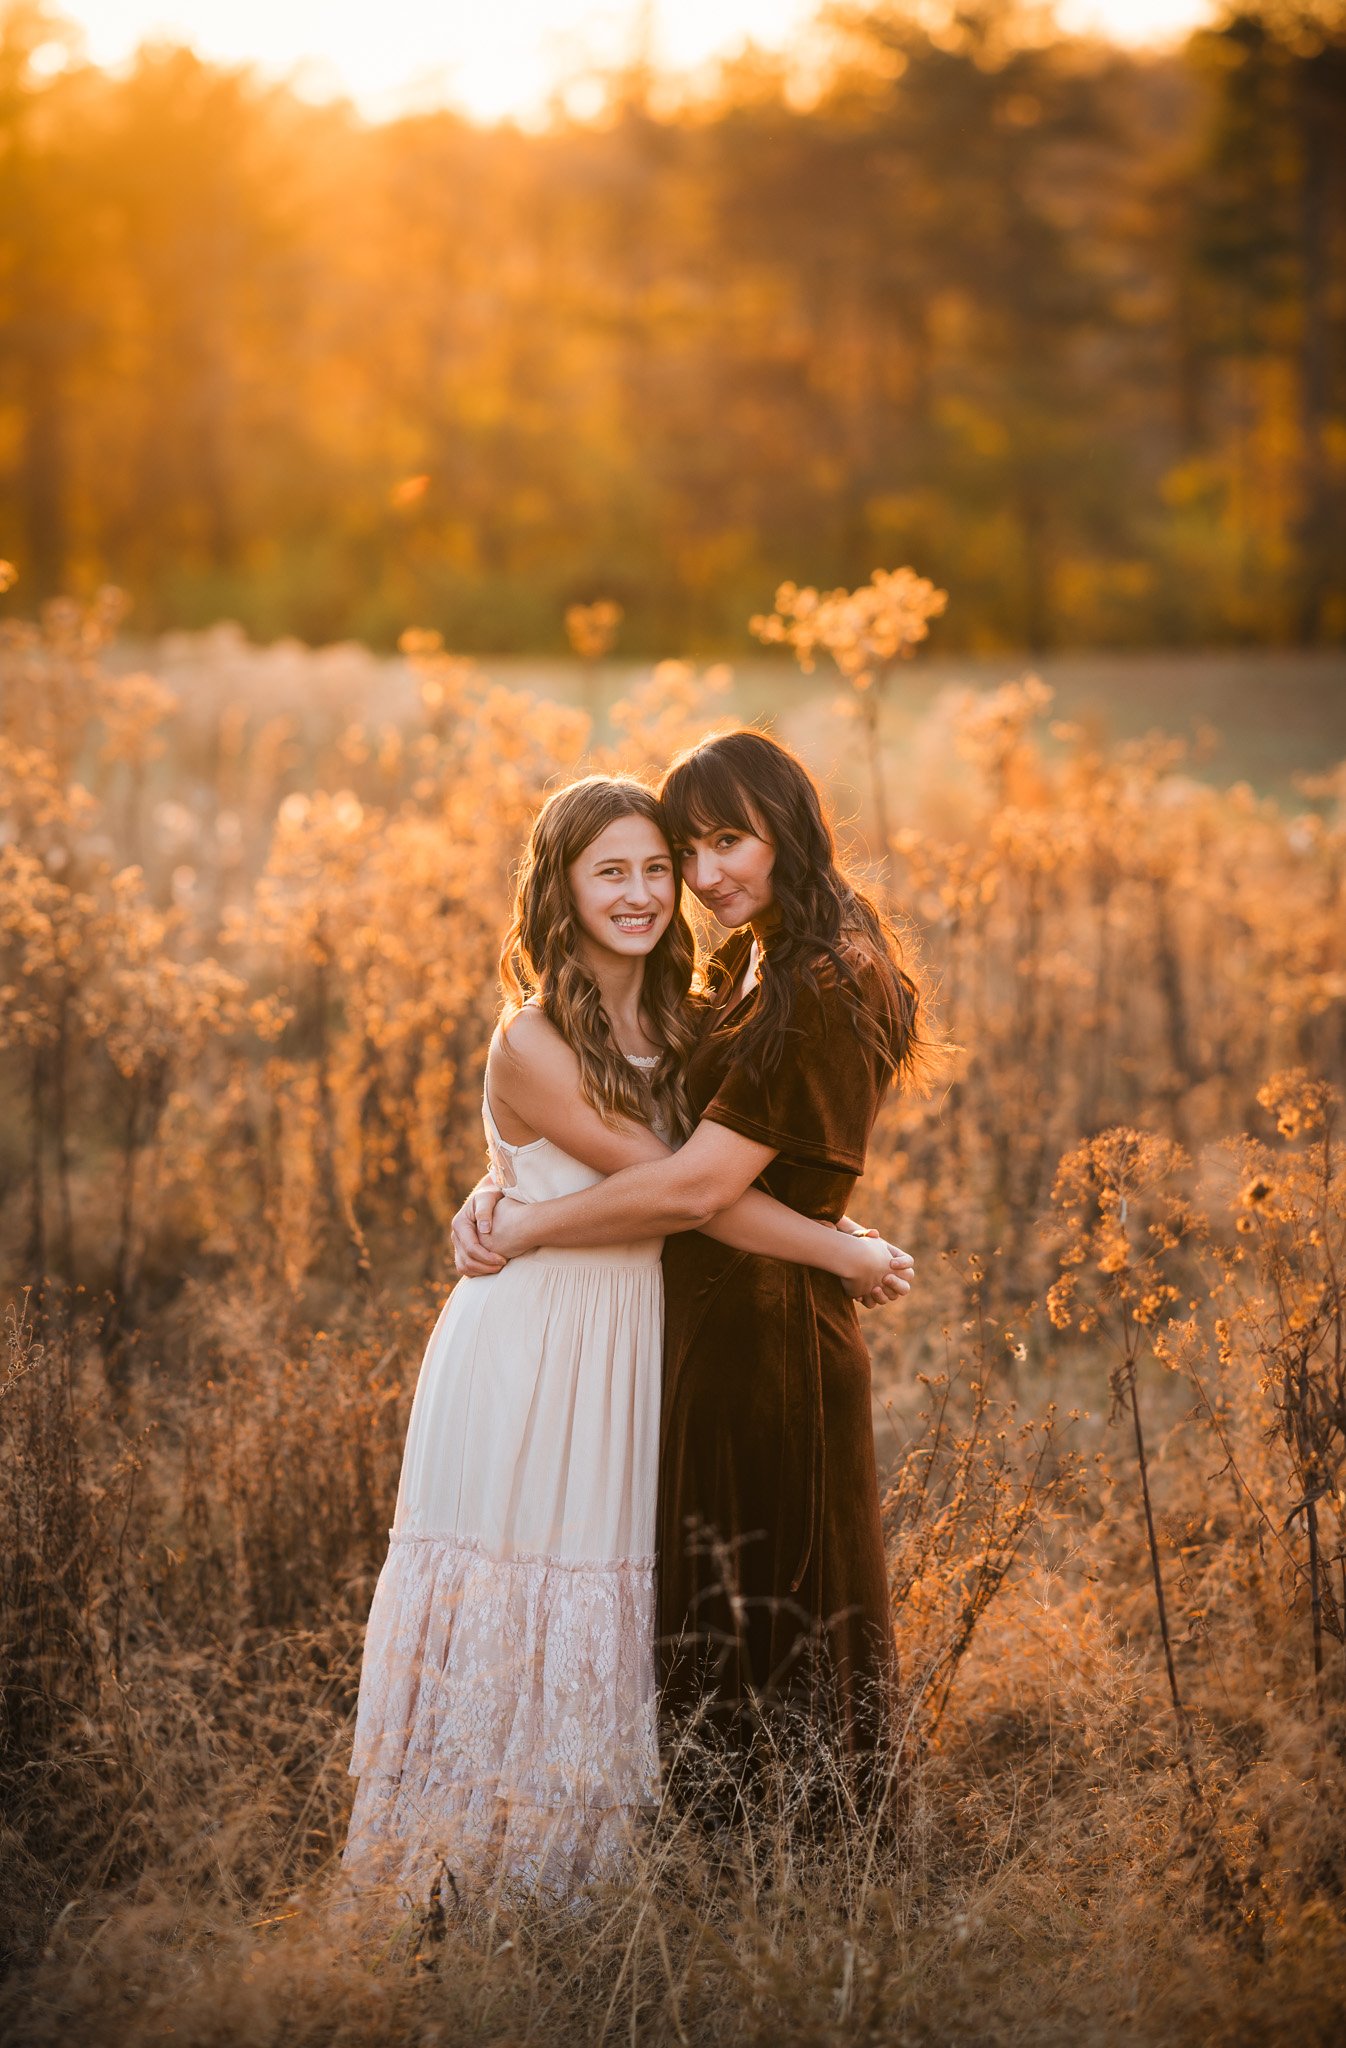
[2,585,1345,2041]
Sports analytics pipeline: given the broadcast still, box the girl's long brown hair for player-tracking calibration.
[659,728,923,1087]
[500,775,697,1133]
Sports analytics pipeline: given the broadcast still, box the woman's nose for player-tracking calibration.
[691,852,720,894]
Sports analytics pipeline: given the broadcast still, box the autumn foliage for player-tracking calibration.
[2,2,1344,651]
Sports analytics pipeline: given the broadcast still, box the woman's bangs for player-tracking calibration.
[661,747,760,845]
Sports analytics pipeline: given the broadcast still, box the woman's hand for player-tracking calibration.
[481,1195,535,1261]
[451,1180,506,1277]
[451,1183,536,1272]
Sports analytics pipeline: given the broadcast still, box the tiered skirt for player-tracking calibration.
[343,1246,663,1896]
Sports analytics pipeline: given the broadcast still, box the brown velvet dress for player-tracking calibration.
[658,927,901,1772]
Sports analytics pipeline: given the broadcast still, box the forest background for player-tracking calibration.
[3,0,1345,653]
[3,2,1346,2044]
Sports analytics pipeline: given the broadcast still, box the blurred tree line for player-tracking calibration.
[0,0,1343,652]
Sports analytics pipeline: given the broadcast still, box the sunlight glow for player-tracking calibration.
[58,2,1219,124]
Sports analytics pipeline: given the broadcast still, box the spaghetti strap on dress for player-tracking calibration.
[343,1060,664,1897]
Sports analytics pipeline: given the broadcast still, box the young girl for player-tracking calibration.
[343,775,905,1899]
[457,733,921,1794]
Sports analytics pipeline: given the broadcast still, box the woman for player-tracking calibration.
[456,731,920,1802]
[344,774,905,1901]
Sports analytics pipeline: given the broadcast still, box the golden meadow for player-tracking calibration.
[1,562,1344,2044]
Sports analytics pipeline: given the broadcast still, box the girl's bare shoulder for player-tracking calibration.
[493,1004,574,1074]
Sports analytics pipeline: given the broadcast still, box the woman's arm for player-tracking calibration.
[455,1014,906,1291]
[456,1165,909,1293]
[482,1118,790,1249]
[482,1135,904,1296]
[487,1015,774,1244]
[459,1173,910,1296]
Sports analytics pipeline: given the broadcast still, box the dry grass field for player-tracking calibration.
[2,590,1345,2044]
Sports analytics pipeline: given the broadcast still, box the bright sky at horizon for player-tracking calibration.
[49,2,1220,124]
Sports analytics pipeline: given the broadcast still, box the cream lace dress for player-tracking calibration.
[343,1059,663,1898]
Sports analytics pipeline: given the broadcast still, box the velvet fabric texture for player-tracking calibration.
[658,926,901,1770]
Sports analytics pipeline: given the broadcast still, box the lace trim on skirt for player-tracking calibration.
[345,1530,658,1892]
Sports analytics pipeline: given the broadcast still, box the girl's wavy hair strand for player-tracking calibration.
[500,775,697,1134]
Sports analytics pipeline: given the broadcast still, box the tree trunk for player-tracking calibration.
[1292,51,1336,645]
[20,318,68,598]
[1016,475,1053,655]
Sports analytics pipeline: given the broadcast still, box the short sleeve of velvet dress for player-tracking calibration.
[699,950,894,1175]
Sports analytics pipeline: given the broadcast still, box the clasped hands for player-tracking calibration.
[837,1223,916,1309]
[450,1185,914,1310]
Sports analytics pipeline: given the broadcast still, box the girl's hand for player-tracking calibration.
[451,1182,507,1277]
[858,1258,912,1309]
[839,1230,912,1302]
[843,1218,914,1278]
[839,1221,914,1307]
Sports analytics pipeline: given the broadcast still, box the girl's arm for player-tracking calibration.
[457,1013,903,1293]
[483,1117,777,1247]
[480,1114,905,1297]
[696,1191,900,1289]
[459,1171,909,1296]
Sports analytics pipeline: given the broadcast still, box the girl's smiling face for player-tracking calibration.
[567,813,677,964]
[676,818,776,928]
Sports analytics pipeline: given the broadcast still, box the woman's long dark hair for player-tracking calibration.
[659,728,923,1086]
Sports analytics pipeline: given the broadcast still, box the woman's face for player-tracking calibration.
[567,813,677,964]
[676,813,776,928]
